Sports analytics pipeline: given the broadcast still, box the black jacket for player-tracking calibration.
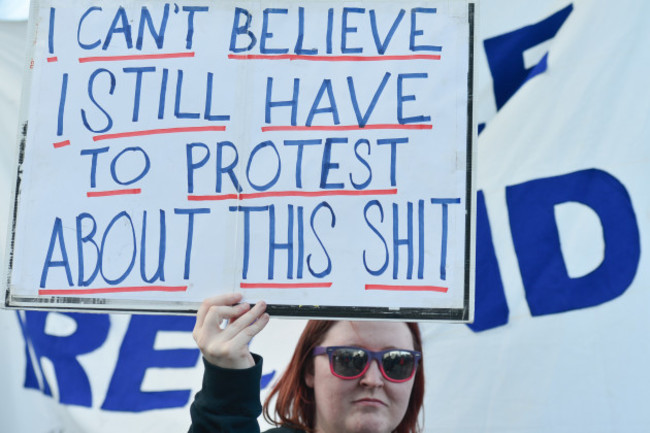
[188,355,303,433]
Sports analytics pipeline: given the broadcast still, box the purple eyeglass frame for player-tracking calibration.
[312,345,421,383]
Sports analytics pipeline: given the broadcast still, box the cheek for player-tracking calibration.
[387,381,415,413]
[315,370,353,398]
[312,370,360,414]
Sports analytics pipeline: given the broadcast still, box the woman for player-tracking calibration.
[189,293,425,433]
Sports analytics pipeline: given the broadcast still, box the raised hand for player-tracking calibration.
[193,292,269,369]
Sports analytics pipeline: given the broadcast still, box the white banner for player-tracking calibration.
[6,0,475,320]
[1,0,649,431]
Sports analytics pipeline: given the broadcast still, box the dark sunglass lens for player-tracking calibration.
[382,351,415,380]
[332,348,368,377]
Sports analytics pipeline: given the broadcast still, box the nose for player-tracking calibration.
[360,359,384,387]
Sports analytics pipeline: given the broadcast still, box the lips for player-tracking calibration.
[353,398,388,407]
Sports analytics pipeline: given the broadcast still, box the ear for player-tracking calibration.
[305,371,315,388]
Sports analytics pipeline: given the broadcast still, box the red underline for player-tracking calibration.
[79,52,195,63]
[47,56,58,62]
[240,282,332,289]
[93,126,226,141]
[188,188,397,201]
[39,285,188,295]
[53,139,70,148]
[261,124,432,132]
[87,188,141,197]
[365,284,448,293]
[228,54,441,62]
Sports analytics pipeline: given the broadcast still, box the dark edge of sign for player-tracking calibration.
[5,121,28,308]
[7,295,466,320]
[265,304,466,320]
[462,2,475,322]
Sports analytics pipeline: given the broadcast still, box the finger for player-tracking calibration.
[201,303,251,333]
[229,302,258,325]
[194,303,249,342]
[231,301,266,326]
[221,301,267,340]
[195,292,243,330]
[233,311,270,345]
[229,299,266,323]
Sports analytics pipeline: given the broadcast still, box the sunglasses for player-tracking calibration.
[312,346,421,383]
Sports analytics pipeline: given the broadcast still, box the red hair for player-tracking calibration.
[263,320,425,433]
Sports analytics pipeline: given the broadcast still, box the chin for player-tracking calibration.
[347,417,395,433]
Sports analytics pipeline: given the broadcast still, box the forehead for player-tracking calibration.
[321,321,414,350]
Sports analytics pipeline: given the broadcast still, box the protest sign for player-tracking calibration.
[4,0,476,319]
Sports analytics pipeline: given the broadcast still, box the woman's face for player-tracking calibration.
[305,321,416,433]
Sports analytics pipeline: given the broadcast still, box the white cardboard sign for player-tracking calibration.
[4,0,476,320]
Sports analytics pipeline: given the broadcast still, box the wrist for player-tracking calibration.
[204,352,255,369]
